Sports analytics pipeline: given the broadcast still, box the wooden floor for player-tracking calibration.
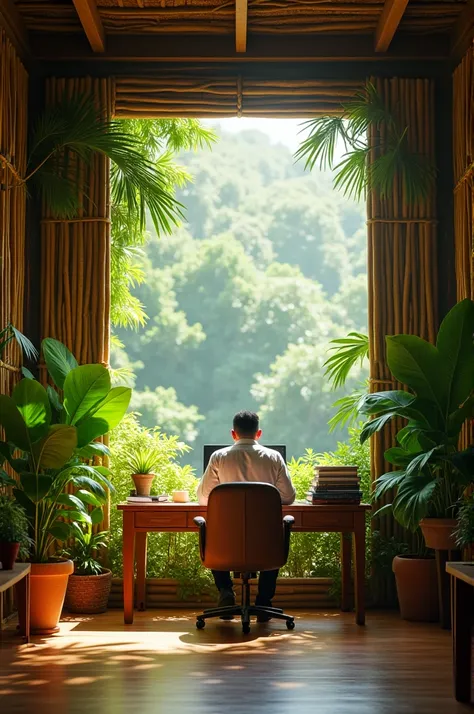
[0,610,470,713]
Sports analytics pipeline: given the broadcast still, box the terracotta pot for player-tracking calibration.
[0,541,20,570]
[65,569,112,614]
[132,473,155,497]
[392,555,439,622]
[30,559,74,634]
[419,518,458,550]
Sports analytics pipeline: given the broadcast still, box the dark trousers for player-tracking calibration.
[212,569,279,604]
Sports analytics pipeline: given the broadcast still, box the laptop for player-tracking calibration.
[203,444,286,472]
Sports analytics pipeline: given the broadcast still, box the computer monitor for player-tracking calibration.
[203,444,286,472]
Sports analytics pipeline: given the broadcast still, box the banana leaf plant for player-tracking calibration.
[0,338,131,562]
[357,299,474,532]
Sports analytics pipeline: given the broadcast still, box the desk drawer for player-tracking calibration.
[301,511,354,530]
[135,511,188,529]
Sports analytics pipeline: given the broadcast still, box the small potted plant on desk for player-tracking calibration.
[125,443,162,497]
[358,299,474,627]
[0,337,131,633]
[63,510,112,614]
[0,496,32,570]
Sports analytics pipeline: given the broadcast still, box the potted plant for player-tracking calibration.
[63,513,112,614]
[125,443,162,496]
[358,299,474,622]
[0,337,131,633]
[0,496,32,570]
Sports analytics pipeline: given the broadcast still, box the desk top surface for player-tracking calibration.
[118,501,371,511]
[446,562,474,586]
[0,563,31,592]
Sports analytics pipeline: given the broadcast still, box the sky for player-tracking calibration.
[202,117,307,152]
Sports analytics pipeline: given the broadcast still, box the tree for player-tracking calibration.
[131,386,203,444]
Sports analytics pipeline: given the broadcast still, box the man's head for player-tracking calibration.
[231,410,262,441]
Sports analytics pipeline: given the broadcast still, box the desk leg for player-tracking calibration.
[123,511,135,625]
[15,574,30,644]
[341,533,351,612]
[353,514,365,626]
[136,532,148,612]
[452,576,472,703]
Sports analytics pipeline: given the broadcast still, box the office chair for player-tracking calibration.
[194,482,295,634]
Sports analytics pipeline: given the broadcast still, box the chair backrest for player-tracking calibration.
[202,482,286,572]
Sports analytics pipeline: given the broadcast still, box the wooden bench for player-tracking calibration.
[0,563,31,643]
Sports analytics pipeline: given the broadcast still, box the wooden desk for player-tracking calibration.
[0,563,31,643]
[446,562,474,703]
[118,502,370,626]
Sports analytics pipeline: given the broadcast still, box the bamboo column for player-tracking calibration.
[367,78,437,544]
[0,29,28,397]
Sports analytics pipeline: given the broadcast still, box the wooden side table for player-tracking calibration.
[0,563,31,643]
[446,562,474,703]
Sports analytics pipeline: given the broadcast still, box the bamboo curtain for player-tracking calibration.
[367,78,438,542]
[0,28,28,397]
[115,74,362,118]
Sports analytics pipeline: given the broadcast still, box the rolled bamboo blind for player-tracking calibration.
[115,74,362,118]
[41,77,114,529]
[367,77,437,544]
[0,28,28,397]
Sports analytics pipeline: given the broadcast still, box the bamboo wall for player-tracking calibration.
[0,29,28,397]
[367,78,437,544]
[0,27,28,622]
[453,48,474,450]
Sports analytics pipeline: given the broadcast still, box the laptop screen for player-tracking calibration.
[203,444,286,472]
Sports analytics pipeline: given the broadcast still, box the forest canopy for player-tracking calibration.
[113,125,368,471]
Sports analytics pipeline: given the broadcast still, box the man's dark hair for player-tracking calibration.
[233,410,259,437]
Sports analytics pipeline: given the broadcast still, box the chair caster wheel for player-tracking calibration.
[242,623,251,634]
[286,620,295,630]
[196,619,205,630]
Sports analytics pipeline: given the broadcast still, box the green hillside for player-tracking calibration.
[114,126,368,471]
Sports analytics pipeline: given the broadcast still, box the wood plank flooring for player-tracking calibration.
[0,610,470,714]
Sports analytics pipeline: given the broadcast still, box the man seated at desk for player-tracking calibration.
[197,410,296,618]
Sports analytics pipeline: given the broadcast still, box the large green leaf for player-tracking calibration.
[75,441,111,459]
[48,521,73,541]
[373,470,407,501]
[72,475,107,501]
[13,487,35,520]
[360,412,396,444]
[76,489,106,507]
[91,506,104,525]
[436,299,474,414]
[13,379,51,443]
[56,493,88,511]
[64,364,111,425]
[0,469,16,487]
[384,447,417,467]
[32,424,77,470]
[392,474,437,531]
[42,338,78,390]
[386,335,447,418]
[76,386,131,446]
[0,395,29,451]
[20,472,53,503]
[357,390,416,416]
[405,447,438,478]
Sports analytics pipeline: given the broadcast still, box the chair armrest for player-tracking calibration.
[193,516,206,561]
[283,515,294,561]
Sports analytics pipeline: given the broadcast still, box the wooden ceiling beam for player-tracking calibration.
[0,0,30,60]
[451,0,474,65]
[235,0,248,53]
[375,0,409,53]
[72,0,106,52]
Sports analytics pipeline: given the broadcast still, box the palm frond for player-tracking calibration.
[324,332,369,389]
[333,147,369,202]
[344,81,395,138]
[328,387,368,432]
[31,169,79,219]
[295,117,347,171]
[0,324,38,362]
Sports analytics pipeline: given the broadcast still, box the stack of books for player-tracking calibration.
[306,465,361,505]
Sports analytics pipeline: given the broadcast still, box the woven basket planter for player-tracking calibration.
[65,569,112,614]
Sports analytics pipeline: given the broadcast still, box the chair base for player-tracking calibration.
[195,575,295,634]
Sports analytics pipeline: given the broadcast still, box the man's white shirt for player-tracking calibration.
[197,439,296,506]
